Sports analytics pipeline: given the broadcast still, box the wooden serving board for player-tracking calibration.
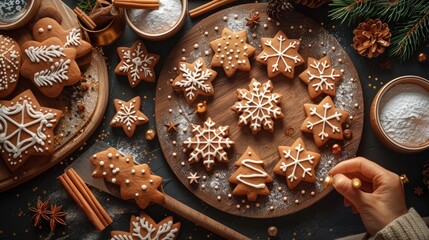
[0,0,109,192]
[155,3,364,218]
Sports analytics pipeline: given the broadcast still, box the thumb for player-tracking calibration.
[332,174,367,210]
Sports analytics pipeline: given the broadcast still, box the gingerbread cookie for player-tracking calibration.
[90,148,165,209]
[210,28,255,77]
[111,212,181,240]
[301,96,349,147]
[183,117,235,172]
[0,35,21,99]
[21,37,81,98]
[32,17,92,59]
[231,78,284,134]
[299,56,343,99]
[229,147,273,201]
[172,57,217,104]
[0,89,63,172]
[273,138,321,189]
[256,30,304,79]
[115,41,160,87]
[110,96,149,138]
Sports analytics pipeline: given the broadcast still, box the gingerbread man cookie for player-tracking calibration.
[301,96,349,147]
[231,78,284,134]
[32,17,92,59]
[210,28,255,77]
[90,148,165,209]
[115,41,160,87]
[21,37,81,98]
[111,212,181,240]
[110,96,149,138]
[273,138,321,189]
[0,89,63,172]
[172,57,217,104]
[183,117,235,172]
[0,35,21,99]
[256,30,304,79]
[229,147,273,201]
[299,56,343,99]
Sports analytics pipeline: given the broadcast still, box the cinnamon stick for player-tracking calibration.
[58,168,112,231]
[74,7,97,30]
[113,0,159,9]
[189,0,236,19]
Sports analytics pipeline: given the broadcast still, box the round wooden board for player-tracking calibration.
[155,3,364,218]
[0,0,109,192]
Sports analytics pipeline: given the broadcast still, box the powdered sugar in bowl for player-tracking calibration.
[370,75,429,153]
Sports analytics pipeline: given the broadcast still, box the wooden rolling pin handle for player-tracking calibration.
[162,194,251,240]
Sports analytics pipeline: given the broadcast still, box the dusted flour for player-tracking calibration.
[379,83,429,146]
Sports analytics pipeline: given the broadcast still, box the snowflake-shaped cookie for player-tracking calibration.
[231,78,284,134]
[256,30,304,79]
[115,41,159,87]
[111,212,181,240]
[0,89,62,172]
[0,35,21,99]
[301,96,349,147]
[299,56,343,99]
[210,28,255,77]
[110,96,149,138]
[183,117,235,171]
[273,138,321,189]
[172,57,217,104]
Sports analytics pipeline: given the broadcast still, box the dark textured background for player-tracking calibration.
[0,0,428,239]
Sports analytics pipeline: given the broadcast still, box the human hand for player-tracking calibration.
[329,157,407,236]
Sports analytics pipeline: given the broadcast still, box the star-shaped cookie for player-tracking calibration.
[110,96,149,138]
[115,41,160,87]
[299,56,343,99]
[172,57,217,104]
[210,28,255,77]
[273,138,321,189]
[301,96,349,147]
[32,17,92,59]
[90,148,165,209]
[0,89,63,171]
[256,30,304,79]
[21,37,81,98]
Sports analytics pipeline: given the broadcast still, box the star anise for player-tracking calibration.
[48,204,67,232]
[246,12,260,29]
[28,197,50,227]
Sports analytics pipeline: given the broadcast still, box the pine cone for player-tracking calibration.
[292,0,331,8]
[353,18,391,58]
[267,0,293,20]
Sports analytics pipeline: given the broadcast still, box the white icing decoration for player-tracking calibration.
[183,118,234,170]
[187,172,200,184]
[64,28,82,47]
[306,102,343,140]
[0,36,20,91]
[112,100,146,131]
[0,99,56,164]
[25,45,65,63]
[306,59,341,91]
[233,80,283,133]
[236,159,269,189]
[119,43,156,83]
[111,216,179,240]
[260,35,301,73]
[33,59,70,87]
[279,144,315,182]
[175,60,213,101]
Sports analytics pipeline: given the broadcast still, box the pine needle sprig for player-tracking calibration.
[390,5,429,61]
[329,0,376,24]
[375,0,422,22]
[77,0,96,14]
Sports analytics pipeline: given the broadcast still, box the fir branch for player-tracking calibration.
[77,0,96,14]
[375,0,422,22]
[329,0,376,25]
[390,5,429,61]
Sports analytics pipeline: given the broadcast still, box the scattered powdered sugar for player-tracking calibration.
[127,0,182,34]
[379,83,429,146]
